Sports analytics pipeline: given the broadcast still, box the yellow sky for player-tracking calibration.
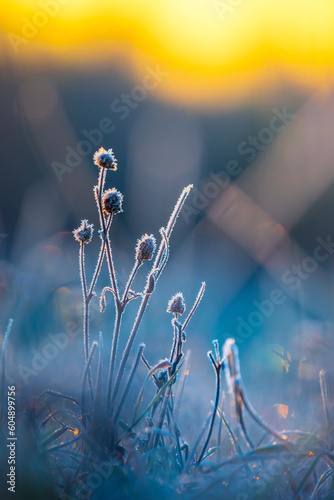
[2,0,334,107]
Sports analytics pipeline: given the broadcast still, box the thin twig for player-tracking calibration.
[95,167,120,304]
[197,356,221,465]
[79,242,89,361]
[181,282,206,333]
[80,342,98,427]
[111,188,192,408]
[87,214,112,302]
[106,261,142,413]
[113,344,145,424]
[106,307,122,414]
[111,291,150,407]
[122,261,142,306]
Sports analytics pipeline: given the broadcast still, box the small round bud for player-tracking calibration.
[167,292,186,315]
[102,188,123,215]
[93,147,117,170]
[136,234,156,263]
[73,220,94,244]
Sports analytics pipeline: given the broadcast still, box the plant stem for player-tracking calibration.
[105,237,119,304]
[113,344,145,424]
[79,242,89,361]
[87,215,112,303]
[181,282,205,334]
[170,317,178,364]
[81,342,98,427]
[151,385,172,449]
[153,185,192,277]
[111,186,193,421]
[107,261,142,414]
[106,306,122,413]
[107,245,142,413]
[122,261,141,305]
[111,292,150,405]
[197,364,221,465]
[93,166,123,415]
[95,168,119,304]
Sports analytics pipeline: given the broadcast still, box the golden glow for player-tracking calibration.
[274,404,289,419]
[2,0,334,106]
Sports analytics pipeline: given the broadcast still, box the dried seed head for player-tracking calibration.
[167,292,186,315]
[73,219,94,244]
[93,147,117,170]
[136,234,156,263]
[102,188,123,215]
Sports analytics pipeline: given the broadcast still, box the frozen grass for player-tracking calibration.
[1,147,334,499]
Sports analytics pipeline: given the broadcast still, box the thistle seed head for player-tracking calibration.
[73,219,94,244]
[102,188,123,215]
[93,147,117,170]
[136,234,156,263]
[167,292,186,315]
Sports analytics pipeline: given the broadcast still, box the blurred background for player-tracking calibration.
[1,0,334,436]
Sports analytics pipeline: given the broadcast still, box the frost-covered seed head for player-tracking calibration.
[73,220,94,244]
[93,147,117,170]
[136,234,156,263]
[102,188,123,215]
[167,292,186,315]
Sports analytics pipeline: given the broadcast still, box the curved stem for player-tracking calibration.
[122,261,141,305]
[105,237,119,304]
[241,385,288,447]
[197,365,220,465]
[110,186,193,422]
[152,185,192,280]
[95,168,106,228]
[170,316,178,364]
[87,215,112,302]
[113,343,145,424]
[150,385,172,449]
[91,168,120,318]
[181,282,205,334]
[111,292,150,405]
[95,167,120,305]
[107,261,142,414]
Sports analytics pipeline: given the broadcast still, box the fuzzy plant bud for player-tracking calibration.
[146,270,157,294]
[136,234,156,263]
[93,147,117,170]
[73,219,94,244]
[167,292,186,315]
[102,188,123,215]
